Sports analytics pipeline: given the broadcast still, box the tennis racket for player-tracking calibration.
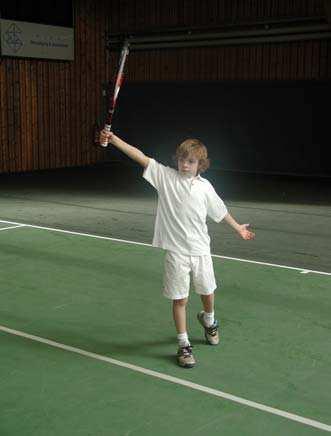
[99,40,130,147]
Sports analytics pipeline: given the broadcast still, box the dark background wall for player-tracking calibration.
[110,80,330,176]
[0,0,330,174]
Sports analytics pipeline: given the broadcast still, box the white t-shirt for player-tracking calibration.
[143,159,228,255]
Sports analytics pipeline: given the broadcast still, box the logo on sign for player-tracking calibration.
[4,23,23,53]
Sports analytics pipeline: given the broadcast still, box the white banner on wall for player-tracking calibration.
[0,19,74,60]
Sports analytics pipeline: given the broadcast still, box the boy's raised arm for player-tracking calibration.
[99,130,150,168]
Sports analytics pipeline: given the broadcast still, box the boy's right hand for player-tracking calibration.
[99,129,114,146]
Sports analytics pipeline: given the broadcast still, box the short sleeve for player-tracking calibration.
[205,182,228,222]
[142,158,164,191]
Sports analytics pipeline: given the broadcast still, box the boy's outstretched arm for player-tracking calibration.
[224,212,255,240]
[99,130,150,168]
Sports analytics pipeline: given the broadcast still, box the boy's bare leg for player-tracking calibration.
[173,297,195,367]
[198,293,219,345]
[172,297,188,334]
[200,293,214,313]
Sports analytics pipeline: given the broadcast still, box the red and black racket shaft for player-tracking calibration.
[101,40,130,145]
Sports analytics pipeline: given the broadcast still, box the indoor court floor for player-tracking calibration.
[0,164,330,435]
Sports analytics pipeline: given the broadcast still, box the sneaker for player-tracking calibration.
[177,345,196,368]
[197,311,220,345]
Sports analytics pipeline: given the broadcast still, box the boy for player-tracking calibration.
[100,131,255,368]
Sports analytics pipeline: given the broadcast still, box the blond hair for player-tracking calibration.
[175,138,210,173]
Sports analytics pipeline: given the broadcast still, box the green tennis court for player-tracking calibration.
[1,217,330,435]
[1,1,331,434]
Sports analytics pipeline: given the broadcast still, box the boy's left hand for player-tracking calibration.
[238,224,255,240]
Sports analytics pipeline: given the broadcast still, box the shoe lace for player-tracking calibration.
[181,345,193,357]
[206,320,219,336]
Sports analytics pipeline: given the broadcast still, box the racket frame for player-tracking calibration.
[100,40,130,147]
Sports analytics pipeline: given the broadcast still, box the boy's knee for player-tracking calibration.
[201,293,214,301]
[173,297,188,307]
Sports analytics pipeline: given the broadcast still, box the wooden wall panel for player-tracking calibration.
[13,61,21,171]
[0,61,8,172]
[0,0,330,173]
[30,62,38,169]
[108,0,326,32]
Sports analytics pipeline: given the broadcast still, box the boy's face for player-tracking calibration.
[177,154,199,177]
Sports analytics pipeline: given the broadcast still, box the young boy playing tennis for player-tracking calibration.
[100,130,255,368]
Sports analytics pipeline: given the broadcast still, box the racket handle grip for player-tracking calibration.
[100,124,112,147]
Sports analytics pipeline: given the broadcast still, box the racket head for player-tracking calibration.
[96,40,130,148]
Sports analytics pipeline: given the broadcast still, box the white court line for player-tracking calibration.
[0,218,330,276]
[212,254,331,276]
[0,224,25,232]
[0,324,330,432]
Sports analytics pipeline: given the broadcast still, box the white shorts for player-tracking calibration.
[163,251,217,300]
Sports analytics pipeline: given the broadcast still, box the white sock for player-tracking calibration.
[177,332,190,347]
[203,311,215,327]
